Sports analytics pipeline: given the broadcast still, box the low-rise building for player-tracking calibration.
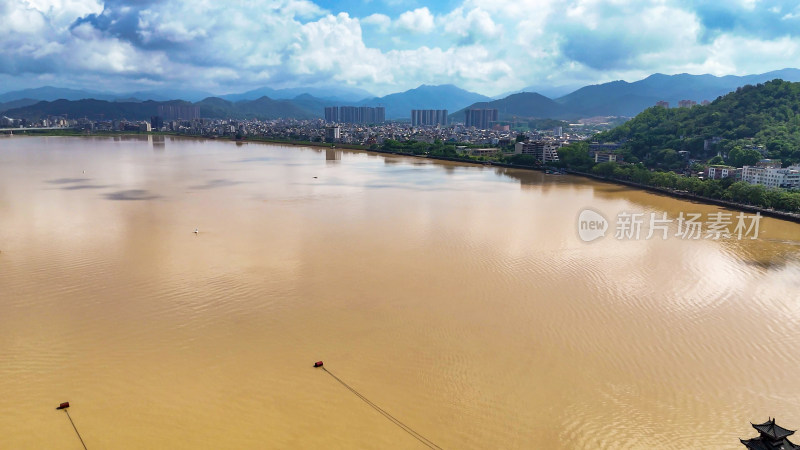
[514,141,560,163]
[757,159,782,168]
[594,152,620,163]
[705,165,737,180]
[741,165,800,189]
[469,148,500,157]
[588,142,620,157]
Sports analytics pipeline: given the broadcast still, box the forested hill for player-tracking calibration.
[593,79,800,166]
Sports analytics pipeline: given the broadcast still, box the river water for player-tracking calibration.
[1,135,799,449]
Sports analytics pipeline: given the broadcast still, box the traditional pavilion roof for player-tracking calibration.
[741,436,800,450]
[741,418,800,449]
[754,419,796,441]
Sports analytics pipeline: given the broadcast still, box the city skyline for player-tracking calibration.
[2,1,800,96]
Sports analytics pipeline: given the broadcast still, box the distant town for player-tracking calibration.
[0,104,601,162]
[2,93,799,194]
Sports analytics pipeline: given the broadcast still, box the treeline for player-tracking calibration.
[377,139,551,166]
[557,143,800,213]
[379,139,462,157]
[592,79,800,167]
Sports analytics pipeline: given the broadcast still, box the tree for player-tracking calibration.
[630,165,653,184]
[728,146,761,167]
[509,154,538,166]
[557,142,594,170]
[592,162,617,177]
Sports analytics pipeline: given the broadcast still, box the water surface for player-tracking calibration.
[1,136,799,449]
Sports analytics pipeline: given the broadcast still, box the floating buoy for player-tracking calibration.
[314,361,323,368]
[56,401,87,449]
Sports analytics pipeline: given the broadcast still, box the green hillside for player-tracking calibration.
[594,79,800,166]
[0,98,39,113]
[553,79,800,213]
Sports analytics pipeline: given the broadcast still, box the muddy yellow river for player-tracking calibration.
[1,136,799,449]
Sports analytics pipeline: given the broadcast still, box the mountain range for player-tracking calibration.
[356,84,492,119]
[4,69,800,122]
[452,69,800,121]
[449,92,566,122]
[551,68,800,117]
[219,85,374,103]
[0,85,374,105]
[0,97,320,122]
[0,84,491,121]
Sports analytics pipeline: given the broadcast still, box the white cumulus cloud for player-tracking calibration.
[395,7,435,34]
[1,0,800,96]
[362,13,391,30]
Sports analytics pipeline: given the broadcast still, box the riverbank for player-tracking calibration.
[6,130,800,224]
[567,170,800,224]
[359,147,800,224]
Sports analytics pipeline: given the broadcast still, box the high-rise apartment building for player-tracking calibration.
[411,109,448,126]
[464,108,498,129]
[150,116,164,130]
[157,104,200,120]
[324,106,385,124]
[324,106,339,123]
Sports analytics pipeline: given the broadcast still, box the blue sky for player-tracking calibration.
[2,0,800,97]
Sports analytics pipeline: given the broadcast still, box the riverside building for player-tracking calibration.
[741,165,800,189]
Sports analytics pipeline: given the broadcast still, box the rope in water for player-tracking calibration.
[63,409,88,450]
[321,367,443,450]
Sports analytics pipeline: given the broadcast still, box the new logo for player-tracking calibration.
[577,209,608,242]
